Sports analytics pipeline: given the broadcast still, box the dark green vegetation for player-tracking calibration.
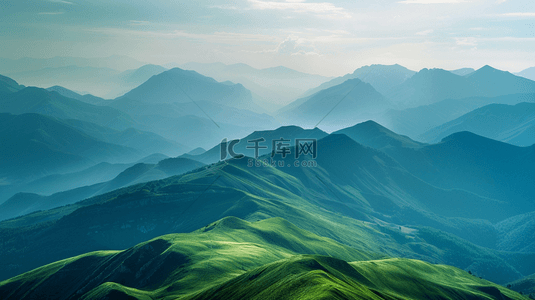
[0,217,525,300]
[420,102,535,146]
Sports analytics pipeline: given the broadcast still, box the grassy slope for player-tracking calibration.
[0,217,377,299]
[1,157,533,286]
[190,256,525,300]
[0,217,525,300]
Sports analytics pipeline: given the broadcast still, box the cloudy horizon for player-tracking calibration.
[1,0,534,77]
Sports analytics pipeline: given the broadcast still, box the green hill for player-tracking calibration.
[191,256,524,300]
[1,155,533,285]
[0,217,524,300]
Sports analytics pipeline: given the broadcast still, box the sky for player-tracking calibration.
[0,0,534,76]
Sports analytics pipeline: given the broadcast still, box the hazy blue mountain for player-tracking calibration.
[103,64,169,98]
[116,64,167,85]
[10,162,134,198]
[46,85,105,105]
[496,211,535,253]
[0,74,24,94]
[278,78,391,130]
[3,61,165,98]
[0,113,142,182]
[420,102,535,146]
[0,55,146,74]
[277,134,515,223]
[0,157,204,221]
[515,66,535,81]
[118,112,273,149]
[106,70,280,148]
[381,131,535,209]
[181,125,328,164]
[386,65,535,108]
[120,68,262,112]
[187,147,206,155]
[302,64,416,97]
[6,65,121,97]
[331,121,535,216]
[0,87,136,130]
[449,68,475,76]
[61,118,189,157]
[507,273,535,297]
[381,93,535,138]
[386,68,473,107]
[181,62,331,108]
[136,153,170,164]
[108,98,277,131]
[333,120,425,149]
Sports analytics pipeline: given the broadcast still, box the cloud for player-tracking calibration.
[416,29,433,35]
[500,12,535,17]
[246,35,320,55]
[247,0,351,19]
[48,0,74,4]
[274,35,319,55]
[455,37,477,46]
[130,20,151,26]
[398,0,467,3]
[38,12,65,15]
[208,5,241,10]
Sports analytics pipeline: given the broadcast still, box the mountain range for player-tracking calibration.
[420,102,535,146]
[0,217,524,300]
[385,65,535,108]
[181,62,332,110]
[1,58,535,299]
[302,64,416,97]
[0,113,141,182]
[1,127,534,286]
[516,66,535,81]
[278,78,391,130]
